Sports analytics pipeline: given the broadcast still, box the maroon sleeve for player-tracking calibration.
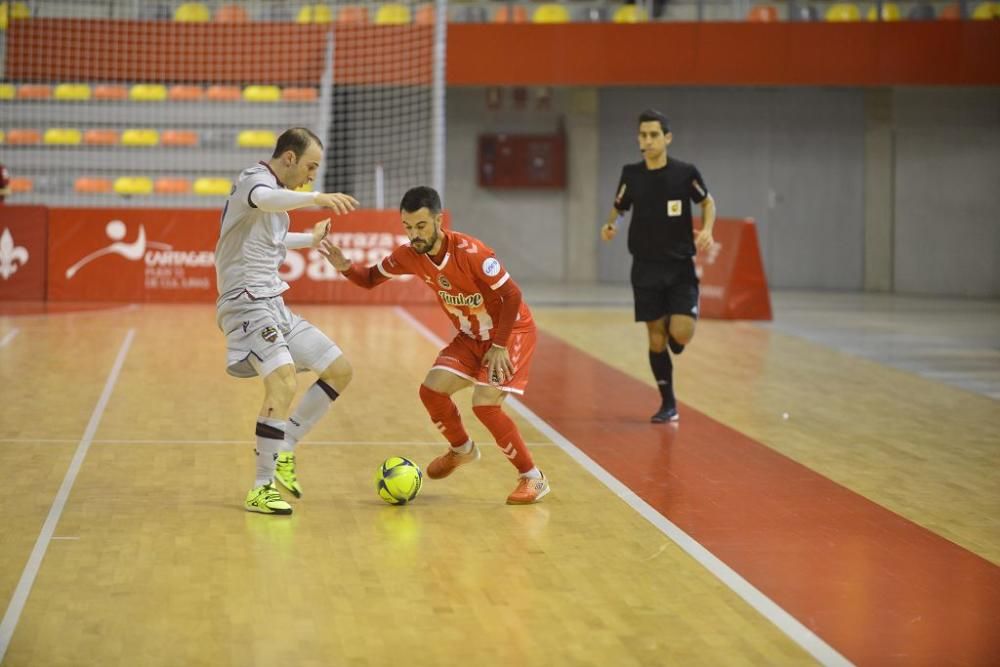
[491,278,523,348]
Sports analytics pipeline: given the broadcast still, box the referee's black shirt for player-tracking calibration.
[613,158,709,261]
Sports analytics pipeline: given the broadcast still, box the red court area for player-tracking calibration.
[404,304,1000,666]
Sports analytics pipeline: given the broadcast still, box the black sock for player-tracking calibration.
[668,335,685,355]
[648,350,675,409]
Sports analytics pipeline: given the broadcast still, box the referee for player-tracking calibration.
[601,109,716,423]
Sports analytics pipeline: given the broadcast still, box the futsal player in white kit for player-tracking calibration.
[215,127,359,515]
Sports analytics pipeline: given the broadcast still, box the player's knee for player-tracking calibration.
[321,356,353,392]
[264,368,297,408]
[471,385,505,407]
[648,332,668,352]
[669,322,695,345]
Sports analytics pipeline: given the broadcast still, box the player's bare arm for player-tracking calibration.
[601,208,621,242]
[695,194,716,251]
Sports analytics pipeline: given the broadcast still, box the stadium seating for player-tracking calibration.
[790,5,820,20]
[169,85,205,101]
[54,84,91,101]
[747,4,780,21]
[237,130,278,148]
[6,129,41,145]
[74,177,113,194]
[825,3,861,20]
[0,2,30,31]
[907,3,936,19]
[206,85,242,102]
[454,6,489,22]
[44,128,82,145]
[577,6,610,21]
[297,4,334,23]
[972,1,1000,18]
[375,3,411,24]
[533,4,572,23]
[121,129,160,147]
[93,85,128,100]
[415,4,435,24]
[194,178,232,196]
[0,84,13,99]
[866,3,901,20]
[282,88,319,102]
[9,177,34,193]
[129,84,168,102]
[174,3,211,22]
[114,177,154,196]
[17,85,51,100]
[160,130,200,147]
[215,4,250,22]
[493,5,528,22]
[154,178,192,195]
[612,5,649,22]
[83,129,120,146]
[243,85,281,103]
[338,5,369,23]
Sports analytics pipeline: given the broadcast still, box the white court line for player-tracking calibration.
[0,329,19,347]
[393,306,852,667]
[0,328,135,664]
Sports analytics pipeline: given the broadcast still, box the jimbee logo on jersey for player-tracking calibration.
[437,274,451,289]
[667,200,683,217]
[260,326,279,343]
[482,257,501,277]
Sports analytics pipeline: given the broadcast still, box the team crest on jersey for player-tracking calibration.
[668,200,682,217]
[260,326,279,343]
[482,257,501,277]
[437,274,451,289]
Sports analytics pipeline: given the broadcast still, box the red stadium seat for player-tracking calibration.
[493,5,528,22]
[74,177,113,194]
[17,84,51,100]
[215,4,250,22]
[93,85,128,100]
[161,130,199,147]
[6,128,42,144]
[83,129,119,145]
[747,4,779,21]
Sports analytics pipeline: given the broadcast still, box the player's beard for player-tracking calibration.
[411,229,438,255]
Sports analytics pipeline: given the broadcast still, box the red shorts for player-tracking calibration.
[432,329,537,394]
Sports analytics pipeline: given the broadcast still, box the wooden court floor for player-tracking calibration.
[0,300,997,666]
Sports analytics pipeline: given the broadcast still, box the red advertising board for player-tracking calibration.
[45,208,436,304]
[0,206,49,301]
[694,218,772,320]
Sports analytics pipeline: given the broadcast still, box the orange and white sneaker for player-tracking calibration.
[506,473,550,505]
[426,442,481,480]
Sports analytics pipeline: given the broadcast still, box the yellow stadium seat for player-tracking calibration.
[74,177,113,194]
[237,130,278,148]
[44,128,83,145]
[972,1,1000,18]
[826,3,861,20]
[0,2,30,31]
[297,4,334,23]
[54,83,92,101]
[866,3,901,19]
[243,85,281,102]
[0,130,4,143]
[194,178,232,196]
[114,177,154,196]
[174,2,211,22]
[130,84,168,102]
[533,3,571,23]
[612,5,648,22]
[375,3,411,24]
[121,129,160,146]
[0,83,14,99]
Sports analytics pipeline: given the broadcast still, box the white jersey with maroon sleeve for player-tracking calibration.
[377,231,534,341]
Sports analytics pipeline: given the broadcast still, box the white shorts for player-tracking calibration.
[216,291,342,379]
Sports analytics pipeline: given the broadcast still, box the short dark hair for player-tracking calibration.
[400,186,442,215]
[638,109,670,134]
[272,127,323,159]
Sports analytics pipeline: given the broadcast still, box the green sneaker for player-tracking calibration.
[275,451,302,498]
[245,482,292,515]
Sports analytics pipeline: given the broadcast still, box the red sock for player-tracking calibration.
[419,385,469,448]
[472,404,534,474]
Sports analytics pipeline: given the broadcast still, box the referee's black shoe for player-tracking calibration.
[651,405,679,423]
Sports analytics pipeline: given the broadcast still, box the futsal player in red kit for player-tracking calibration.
[318,186,549,504]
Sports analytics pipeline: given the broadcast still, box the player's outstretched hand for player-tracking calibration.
[314,192,359,215]
[317,239,352,271]
[311,218,332,247]
[600,222,618,242]
[694,227,714,252]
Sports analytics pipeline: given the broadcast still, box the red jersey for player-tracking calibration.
[346,231,534,345]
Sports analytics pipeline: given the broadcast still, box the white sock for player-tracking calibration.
[519,467,542,480]
[255,417,285,487]
[282,380,339,452]
[450,439,473,454]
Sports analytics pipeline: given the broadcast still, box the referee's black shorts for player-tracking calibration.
[630,257,700,323]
